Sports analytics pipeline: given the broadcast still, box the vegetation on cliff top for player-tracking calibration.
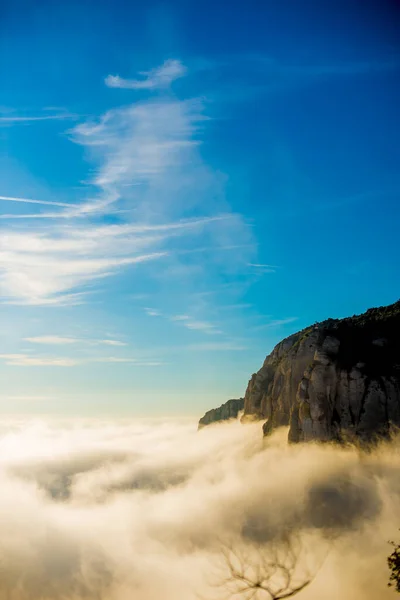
[282,300,400,375]
[323,300,400,374]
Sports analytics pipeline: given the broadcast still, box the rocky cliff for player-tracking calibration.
[198,398,244,429]
[242,300,400,442]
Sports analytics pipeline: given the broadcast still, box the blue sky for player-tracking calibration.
[0,0,399,416]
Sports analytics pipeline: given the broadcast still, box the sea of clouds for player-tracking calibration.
[0,416,399,599]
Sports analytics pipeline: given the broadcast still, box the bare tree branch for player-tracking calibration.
[212,533,322,600]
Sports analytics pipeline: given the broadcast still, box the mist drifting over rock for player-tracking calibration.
[0,417,399,599]
[198,397,244,428]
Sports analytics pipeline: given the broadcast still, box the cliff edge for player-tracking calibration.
[242,300,400,442]
[198,398,244,429]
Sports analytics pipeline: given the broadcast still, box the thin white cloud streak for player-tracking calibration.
[0,419,397,599]
[0,113,78,124]
[99,339,127,347]
[143,310,224,336]
[24,336,127,347]
[170,315,190,321]
[253,317,298,330]
[219,303,253,310]
[247,263,278,274]
[97,357,164,366]
[144,308,162,317]
[2,395,51,402]
[187,341,246,351]
[169,313,222,334]
[183,319,222,334]
[0,213,68,219]
[0,354,163,367]
[0,354,77,367]
[4,292,91,307]
[105,59,187,90]
[1,230,159,254]
[24,336,79,345]
[248,263,279,269]
[0,195,74,207]
[146,310,222,333]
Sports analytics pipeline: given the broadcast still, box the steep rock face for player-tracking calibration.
[198,398,244,429]
[242,301,400,442]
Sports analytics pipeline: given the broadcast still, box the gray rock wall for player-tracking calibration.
[198,398,244,429]
[242,301,400,442]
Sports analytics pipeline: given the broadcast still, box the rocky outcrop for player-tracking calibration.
[242,300,400,443]
[198,398,244,429]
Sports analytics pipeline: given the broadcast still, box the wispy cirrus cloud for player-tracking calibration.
[247,262,278,273]
[98,339,127,347]
[105,59,186,90]
[0,59,254,307]
[0,112,78,125]
[144,308,162,317]
[170,314,222,334]
[0,232,166,305]
[0,195,74,208]
[0,354,163,367]
[0,216,232,305]
[181,319,222,334]
[170,315,190,322]
[98,357,164,366]
[69,97,204,207]
[248,263,278,269]
[2,394,52,402]
[24,336,127,347]
[252,317,298,330]
[24,336,79,345]
[6,292,91,307]
[0,354,77,367]
[144,310,223,335]
[186,341,246,351]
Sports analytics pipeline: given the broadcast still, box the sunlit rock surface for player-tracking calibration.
[241,300,400,442]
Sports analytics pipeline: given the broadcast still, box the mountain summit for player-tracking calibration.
[201,301,400,442]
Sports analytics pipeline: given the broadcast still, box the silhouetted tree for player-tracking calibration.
[388,538,400,592]
[214,534,320,600]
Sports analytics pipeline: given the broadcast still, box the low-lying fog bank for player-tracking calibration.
[0,417,399,599]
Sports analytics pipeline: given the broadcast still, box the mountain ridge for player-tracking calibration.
[200,300,400,442]
[198,398,244,429]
